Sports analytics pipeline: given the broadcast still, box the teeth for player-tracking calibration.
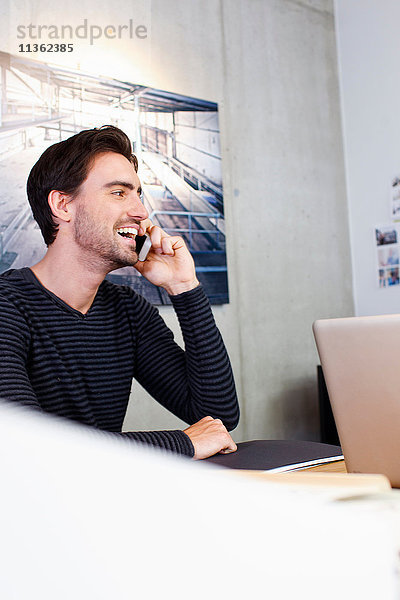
[117,227,137,237]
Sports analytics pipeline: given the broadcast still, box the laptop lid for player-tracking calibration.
[313,314,400,487]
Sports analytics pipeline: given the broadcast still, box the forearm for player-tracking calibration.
[118,429,194,456]
[135,285,239,430]
[170,285,239,428]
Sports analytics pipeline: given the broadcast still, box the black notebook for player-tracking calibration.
[204,439,343,471]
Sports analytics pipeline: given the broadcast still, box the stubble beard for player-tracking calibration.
[73,203,139,271]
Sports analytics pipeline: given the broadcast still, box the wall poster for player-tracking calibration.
[0,17,228,304]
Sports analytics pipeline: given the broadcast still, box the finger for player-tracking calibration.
[148,226,165,249]
[219,436,237,453]
[210,418,228,434]
[161,236,174,256]
[167,235,187,251]
[138,218,153,236]
[148,225,172,241]
[198,416,214,423]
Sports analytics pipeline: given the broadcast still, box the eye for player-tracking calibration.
[112,190,124,197]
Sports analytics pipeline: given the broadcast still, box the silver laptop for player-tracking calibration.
[313,314,400,487]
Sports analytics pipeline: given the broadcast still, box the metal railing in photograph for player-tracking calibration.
[166,156,222,201]
[0,206,31,259]
[141,151,222,226]
[148,209,223,253]
[140,135,223,212]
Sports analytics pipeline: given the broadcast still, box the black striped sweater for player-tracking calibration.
[0,268,239,457]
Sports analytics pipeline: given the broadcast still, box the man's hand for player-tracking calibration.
[134,220,199,295]
[183,416,237,460]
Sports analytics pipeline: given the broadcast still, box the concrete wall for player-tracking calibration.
[2,0,354,442]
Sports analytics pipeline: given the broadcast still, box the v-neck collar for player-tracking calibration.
[20,267,102,319]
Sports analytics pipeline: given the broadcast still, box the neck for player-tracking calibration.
[31,243,110,314]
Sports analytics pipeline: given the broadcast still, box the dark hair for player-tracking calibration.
[26,125,138,246]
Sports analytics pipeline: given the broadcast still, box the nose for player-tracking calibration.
[127,192,149,221]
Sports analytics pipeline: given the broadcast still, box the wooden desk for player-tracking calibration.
[301,459,347,474]
[240,461,391,492]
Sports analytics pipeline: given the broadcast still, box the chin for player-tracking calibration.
[107,253,139,271]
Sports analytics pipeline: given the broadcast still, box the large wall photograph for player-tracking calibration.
[0,50,228,304]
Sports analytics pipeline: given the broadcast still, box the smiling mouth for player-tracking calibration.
[116,227,138,240]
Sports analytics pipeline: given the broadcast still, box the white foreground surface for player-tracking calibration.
[0,402,399,599]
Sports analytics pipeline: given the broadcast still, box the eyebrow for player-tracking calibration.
[103,180,135,191]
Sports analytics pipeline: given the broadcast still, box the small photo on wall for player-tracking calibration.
[387,268,400,286]
[376,226,397,245]
[378,246,399,267]
[379,268,400,288]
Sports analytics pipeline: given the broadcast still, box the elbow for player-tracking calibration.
[224,403,240,432]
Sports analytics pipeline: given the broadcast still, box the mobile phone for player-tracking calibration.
[135,234,152,261]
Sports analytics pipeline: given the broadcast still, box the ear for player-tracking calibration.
[48,190,73,223]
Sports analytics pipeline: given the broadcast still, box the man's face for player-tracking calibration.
[71,152,148,271]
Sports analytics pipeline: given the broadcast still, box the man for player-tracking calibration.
[0,126,239,459]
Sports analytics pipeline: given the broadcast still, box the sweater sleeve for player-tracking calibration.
[131,284,240,431]
[119,429,195,456]
[0,294,41,410]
